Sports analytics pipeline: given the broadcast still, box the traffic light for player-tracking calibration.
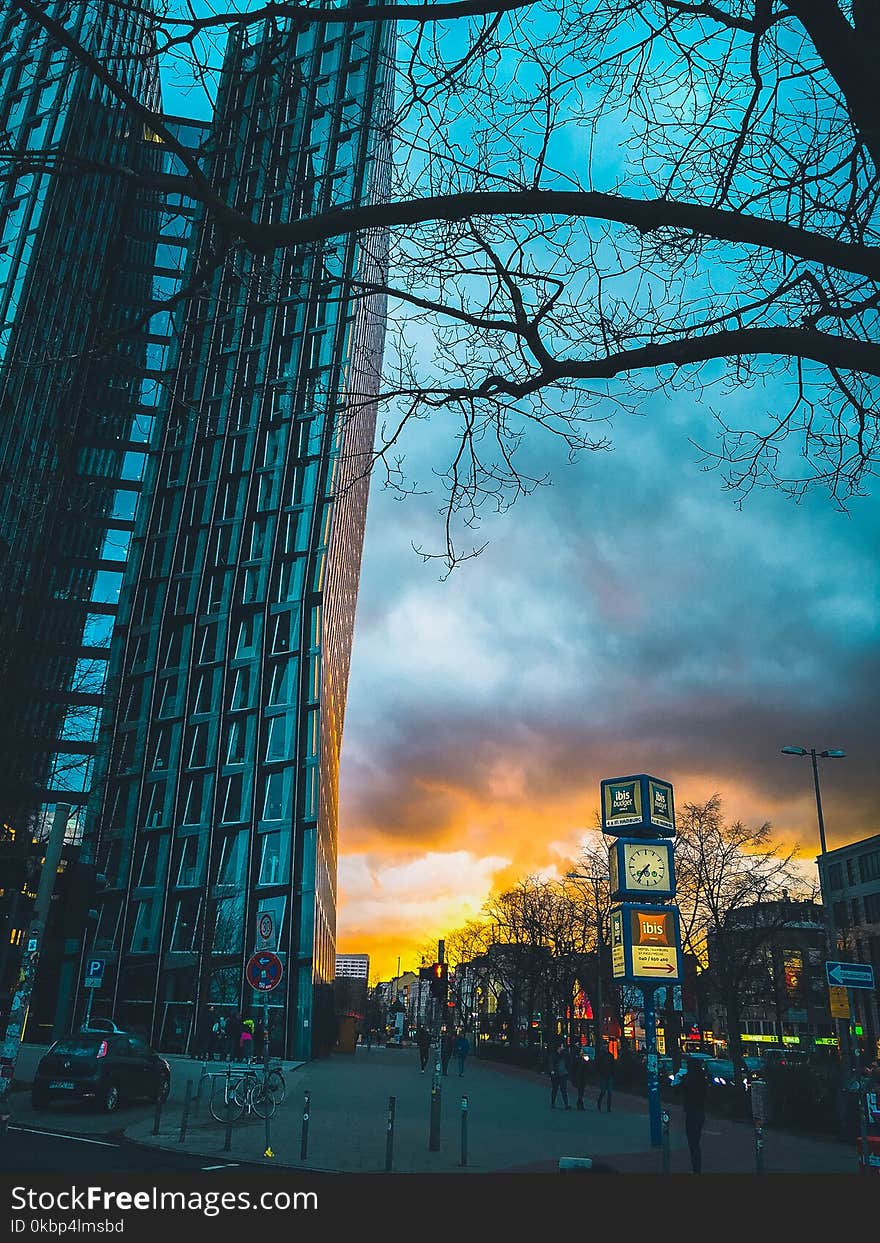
[56,862,107,938]
[427,962,448,1000]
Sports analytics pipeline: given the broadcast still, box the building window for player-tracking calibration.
[864,892,880,924]
[262,771,287,821]
[847,858,860,886]
[181,775,205,825]
[265,714,289,761]
[169,895,201,952]
[142,781,167,829]
[212,894,245,954]
[136,837,162,887]
[220,773,243,823]
[828,862,843,891]
[258,831,289,885]
[216,830,249,889]
[176,835,201,888]
[129,897,161,953]
[861,851,880,884]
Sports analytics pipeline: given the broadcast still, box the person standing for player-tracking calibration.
[194,1005,215,1061]
[211,1012,226,1060]
[680,1056,708,1173]
[416,1025,431,1072]
[454,1029,471,1076]
[225,1011,243,1061]
[568,1041,588,1110]
[596,1041,615,1112]
[549,1040,571,1109]
[440,1028,454,1076]
[240,1018,254,1063]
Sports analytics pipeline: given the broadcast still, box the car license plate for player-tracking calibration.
[49,1080,74,1090]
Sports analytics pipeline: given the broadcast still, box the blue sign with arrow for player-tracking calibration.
[825,961,875,990]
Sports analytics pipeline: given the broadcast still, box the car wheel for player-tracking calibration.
[31,1088,50,1111]
[101,1083,120,1113]
[155,1074,170,1104]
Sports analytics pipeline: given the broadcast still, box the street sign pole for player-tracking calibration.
[643,984,662,1146]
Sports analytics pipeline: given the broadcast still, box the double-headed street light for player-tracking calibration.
[781,744,848,1057]
[781,746,845,857]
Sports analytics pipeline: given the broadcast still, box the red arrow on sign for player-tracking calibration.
[640,963,677,973]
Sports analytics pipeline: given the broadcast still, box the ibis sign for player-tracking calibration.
[610,903,682,985]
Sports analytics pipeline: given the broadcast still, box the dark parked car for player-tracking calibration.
[31,1031,171,1113]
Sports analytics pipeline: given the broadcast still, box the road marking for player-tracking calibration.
[10,1126,118,1148]
[202,1163,239,1170]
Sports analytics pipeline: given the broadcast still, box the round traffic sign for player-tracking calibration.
[245,950,284,992]
[258,912,274,943]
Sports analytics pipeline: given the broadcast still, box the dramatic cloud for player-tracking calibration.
[337,386,880,980]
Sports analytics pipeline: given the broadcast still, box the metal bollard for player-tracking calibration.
[193,1068,204,1118]
[661,1108,670,1173]
[385,1095,396,1172]
[751,1077,767,1174]
[460,1095,468,1167]
[178,1078,193,1143]
[300,1090,310,1161]
[263,1065,273,1159]
[428,1083,441,1152]
[223,1065,233,1152]
[152,1095,163,1137]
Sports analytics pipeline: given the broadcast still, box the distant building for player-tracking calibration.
[335,954,369,981]
[818,834,880,1056]
[705,897,838,1055]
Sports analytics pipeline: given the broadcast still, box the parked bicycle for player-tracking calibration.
[209,1068,277,1122]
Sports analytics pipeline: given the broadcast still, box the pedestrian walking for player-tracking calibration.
[454,1030,471,1076]
[211,1012,226,1059]
[240,1017,255,1063]
[680,1056,708,1173]
[225,1011,243,1061]
[548,1040,571,1109]
[416,1025,431,1072]
[440,1028,454,1076]
[568,1041,588,1110]
[595,1040,615,1112]
[194,1005,215,1061]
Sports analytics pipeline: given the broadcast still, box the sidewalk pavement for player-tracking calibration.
[125,1045,861,1174]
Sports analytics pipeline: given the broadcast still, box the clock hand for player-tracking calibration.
[636,864,651,880]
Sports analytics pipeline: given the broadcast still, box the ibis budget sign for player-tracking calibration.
[610,903,682,985]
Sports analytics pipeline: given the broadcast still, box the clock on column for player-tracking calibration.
[609,837,675,900]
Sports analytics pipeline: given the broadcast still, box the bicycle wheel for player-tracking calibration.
[251,1083,277,1119]
[210,1086,244,1123]
[265,1068,285,1104]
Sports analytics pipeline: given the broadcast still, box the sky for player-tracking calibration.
[336,379,880,982]
[155,3,880,985]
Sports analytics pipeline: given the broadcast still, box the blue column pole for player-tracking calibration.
[643,985,662,1146]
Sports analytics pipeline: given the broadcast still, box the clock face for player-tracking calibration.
[625,845,668,889]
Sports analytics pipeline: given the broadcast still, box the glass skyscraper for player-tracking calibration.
[0,1,207,1030]
[84,12,393,1059]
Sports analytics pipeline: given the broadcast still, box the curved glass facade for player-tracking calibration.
[86,12,393,1059]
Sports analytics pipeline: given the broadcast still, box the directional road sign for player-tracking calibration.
[84,958,105,990]
[246,949,284,992]
[825,961,875,990]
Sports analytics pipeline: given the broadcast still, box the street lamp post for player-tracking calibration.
[780,746,844,952]
[564,871,606,1052]
[781,746,852,1051]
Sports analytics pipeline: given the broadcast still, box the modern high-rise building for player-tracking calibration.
[335,953,370,982]
[0,2,194,1006]
[83,12,393,1059]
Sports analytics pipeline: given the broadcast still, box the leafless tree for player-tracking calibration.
[674,793,815,1081]
[4,0,877,570]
